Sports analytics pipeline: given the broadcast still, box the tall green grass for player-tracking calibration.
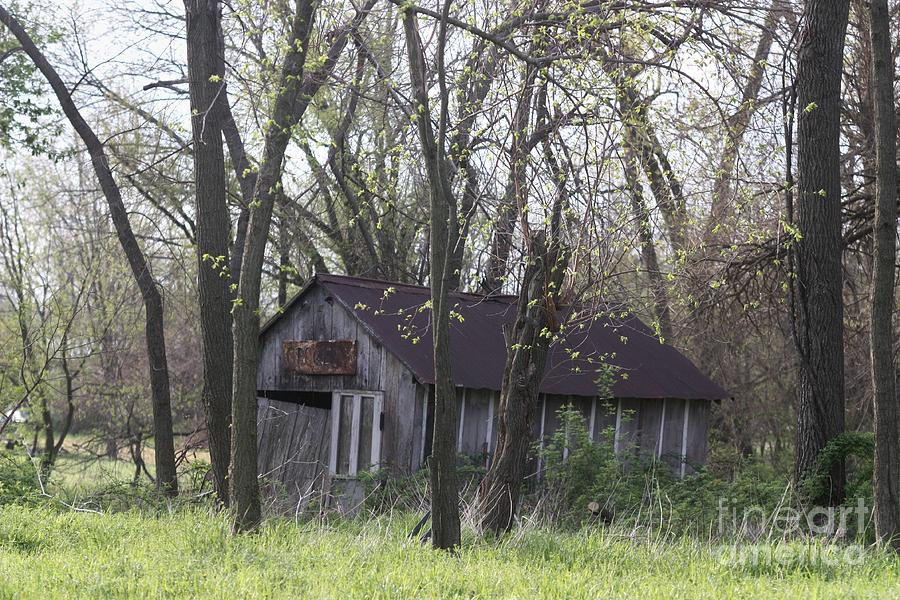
[0,505,896,599]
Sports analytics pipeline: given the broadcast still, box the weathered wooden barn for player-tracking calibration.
[256,274,727,505]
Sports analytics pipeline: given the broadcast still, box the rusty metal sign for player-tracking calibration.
[283,340,357,375]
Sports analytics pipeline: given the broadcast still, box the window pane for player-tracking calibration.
[357,395,375,471]
[336,394,354,474]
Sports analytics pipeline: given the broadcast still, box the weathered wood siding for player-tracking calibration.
[257,284,423,483]
[456,388,497,456]
[381,352,420,474]
[257,284,713,498]
[256,397,331,506]
[257,285,386,393]
[638,399,664,458]
[660,398,686,470]
[616,398,642,455]
[684,399,709,474]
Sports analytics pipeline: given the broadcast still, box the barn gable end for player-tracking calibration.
[256,281,427,508]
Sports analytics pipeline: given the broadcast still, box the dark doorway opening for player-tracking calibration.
[256,390,332,410]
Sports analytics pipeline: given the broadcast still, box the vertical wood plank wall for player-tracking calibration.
[256,397,331,507]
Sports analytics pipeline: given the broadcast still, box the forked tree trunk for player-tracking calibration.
[0,4,179,495]
[792,0,850,507]
[867,0,899,551]
[184,0,233,507]
[476,234,567,534]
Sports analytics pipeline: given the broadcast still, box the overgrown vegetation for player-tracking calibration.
[0,504,896,599]
[533,407,878,542]
[0,405,895,598]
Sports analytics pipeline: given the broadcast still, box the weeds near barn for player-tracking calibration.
[0,504,896,599]
[1,416,896,599]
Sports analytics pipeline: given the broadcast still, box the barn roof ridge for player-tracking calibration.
[261,272,729,400]
[315,273,520,302]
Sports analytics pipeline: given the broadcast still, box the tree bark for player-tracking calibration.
[403,10,461,550]
[230,0,317,533]
[792,0,850,507]
[184,0,233,507]
[867,0,899,551]
[0,3,179,495]
[476,233,567,534]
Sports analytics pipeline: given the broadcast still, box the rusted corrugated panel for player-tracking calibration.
[264,274,729,400]
[282,340,357,375]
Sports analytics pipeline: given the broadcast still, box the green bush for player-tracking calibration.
[800,432,874,505]
[536,405,646,526]
[0,450,40,506]
[535,405,796,537]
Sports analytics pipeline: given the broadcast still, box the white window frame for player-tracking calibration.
[613,398,623,456]
[680,399,691,478]
[329,390,383,476]
[657,398,667,459]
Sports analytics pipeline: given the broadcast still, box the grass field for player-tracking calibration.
[0,505,897,599]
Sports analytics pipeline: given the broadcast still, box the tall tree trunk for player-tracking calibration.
[403,10,461,550]
[867,0,899,551]
[476,233,567,534]
[230,0,317,533]
[184,0,233,507]
[0,4,179,495]
[476,88,570,533]
[792,0,850,507]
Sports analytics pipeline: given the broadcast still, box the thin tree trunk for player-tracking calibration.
[792,0,850,507]
[610,68,676,340]
[38,394,54,480]
[621,127,673,341]
[230,0,317,533]
[184,0,233,507]
[0,4,179,495]
[706,1,785,236]
[867,0,899,551]
[53,340,77,460]
[482,66,537,294]
[403,10,461,550]
[228,0,376,534]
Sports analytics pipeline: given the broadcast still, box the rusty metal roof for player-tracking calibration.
[264,274,728,400]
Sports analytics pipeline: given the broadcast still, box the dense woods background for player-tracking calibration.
[0,0,897,550]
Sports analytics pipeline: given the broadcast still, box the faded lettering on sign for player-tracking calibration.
[282,340,358,375]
